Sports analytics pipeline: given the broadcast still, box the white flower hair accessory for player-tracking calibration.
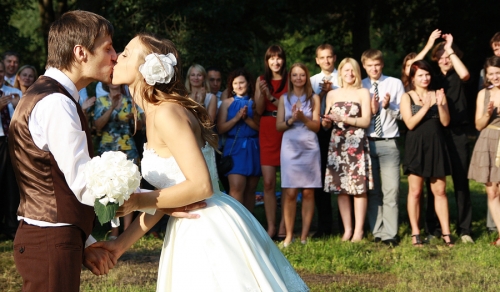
[139,53,177,85]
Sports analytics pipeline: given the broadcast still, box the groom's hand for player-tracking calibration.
[83,244,117,276]
[160,201,207,219]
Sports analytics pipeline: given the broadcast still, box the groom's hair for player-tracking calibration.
[46,10,114,71]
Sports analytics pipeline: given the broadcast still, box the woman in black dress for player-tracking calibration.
[400,60,453,247]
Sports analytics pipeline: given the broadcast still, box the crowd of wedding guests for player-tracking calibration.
[2,30,500,247]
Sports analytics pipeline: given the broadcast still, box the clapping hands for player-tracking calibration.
[421,92,432,108]
[486,101,495,118]
[427,29,442,47]
[258,80,270,99]
[236,105,248,120]
[320,80,332,93]
[435,89,446,106]
[371,92,390,113]
[82,96,96,111]
[442,33,454,51]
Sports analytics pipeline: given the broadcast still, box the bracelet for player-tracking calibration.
[448,52,456,57]
[285,119,292,127]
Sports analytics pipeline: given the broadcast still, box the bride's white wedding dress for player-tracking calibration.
[141,143,309,292]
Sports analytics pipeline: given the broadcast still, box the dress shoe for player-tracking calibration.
[461,235,474,244]
[373,237,382,243]
[382,238,399,247]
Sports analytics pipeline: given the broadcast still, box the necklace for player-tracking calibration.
[414,90,427,103]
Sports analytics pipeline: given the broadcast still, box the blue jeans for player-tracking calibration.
[367,139,400,240]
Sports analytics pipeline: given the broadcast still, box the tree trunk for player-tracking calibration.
[351,0,372,65]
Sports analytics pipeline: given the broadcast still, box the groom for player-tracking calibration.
[7,10,119,291]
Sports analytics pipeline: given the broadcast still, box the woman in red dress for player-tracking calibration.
[255,45,288,239]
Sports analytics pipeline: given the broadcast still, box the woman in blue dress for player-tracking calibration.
[217,68,261,212]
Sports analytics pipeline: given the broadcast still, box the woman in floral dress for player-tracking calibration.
[94,83,142,238]
[322,58,373,242]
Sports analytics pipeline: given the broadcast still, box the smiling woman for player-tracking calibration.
[13,65,38,94]
[217,68,262,211]
[400,60,453,247]
[321,57,373,243]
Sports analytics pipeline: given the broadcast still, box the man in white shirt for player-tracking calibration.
[361,49,405,246]
[310,44,338,238]
[9,12,120,291]
[0,61,22,240]
[3,51,19,86]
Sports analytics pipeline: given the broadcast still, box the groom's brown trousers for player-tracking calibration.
[14,220,86,292]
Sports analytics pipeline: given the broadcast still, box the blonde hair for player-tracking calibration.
[361,49,383,65]
[185,64,210,93]
[13,65,38,91]
[135,33,217,149]
[288,63,314,108]
[337,58,362,89]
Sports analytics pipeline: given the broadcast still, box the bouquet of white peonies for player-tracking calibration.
[84,151,142,225]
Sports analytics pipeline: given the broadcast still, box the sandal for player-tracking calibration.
[442,234,454,247]
[491,238,500,246]
[411,234,423,247]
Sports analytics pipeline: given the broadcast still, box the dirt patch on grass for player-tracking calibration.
[300,272,397,289]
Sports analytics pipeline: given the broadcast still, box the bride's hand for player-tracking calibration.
[160,201,207,219]
[116,194,139,218]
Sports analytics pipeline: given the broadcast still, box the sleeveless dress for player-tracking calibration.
[469,89,500,183]
[141,144,309,292]
[280,93,321,188]
[324,101,373,195]
[403,94,451,177]
[259,76,288,166]
[223,95,261,176]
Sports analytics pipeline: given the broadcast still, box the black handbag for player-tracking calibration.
[218,126,240,175]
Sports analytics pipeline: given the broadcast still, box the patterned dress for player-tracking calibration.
[94,94,139,163]
[324,101,373,195]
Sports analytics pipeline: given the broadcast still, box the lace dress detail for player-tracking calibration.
[142,143,309,292]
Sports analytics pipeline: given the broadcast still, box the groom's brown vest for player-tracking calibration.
[8,76,95,237]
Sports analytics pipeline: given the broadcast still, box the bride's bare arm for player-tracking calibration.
[122,104,213,211]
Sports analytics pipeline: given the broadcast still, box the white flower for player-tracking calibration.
[84,151,142,206]
[139,53,177,86]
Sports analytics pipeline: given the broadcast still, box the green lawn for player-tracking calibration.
[1,176,499,291]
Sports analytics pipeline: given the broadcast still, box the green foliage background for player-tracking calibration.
[2,0,499,117]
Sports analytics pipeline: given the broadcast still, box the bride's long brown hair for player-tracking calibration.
[135,33,218,149]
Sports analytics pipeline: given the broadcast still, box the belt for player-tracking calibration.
[367,137,395,141]
[262,110,277,117]
[487,124,500,167]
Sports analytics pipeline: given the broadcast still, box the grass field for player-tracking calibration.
[1,175,500,291]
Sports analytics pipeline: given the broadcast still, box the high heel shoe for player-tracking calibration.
[442,234,454,247]
[411,234,423,247]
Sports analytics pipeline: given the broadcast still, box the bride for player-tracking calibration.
[96,33,309,292]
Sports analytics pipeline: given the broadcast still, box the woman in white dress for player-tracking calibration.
[96,33,308,292]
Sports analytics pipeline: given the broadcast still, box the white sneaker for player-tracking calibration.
[461,235,474,244]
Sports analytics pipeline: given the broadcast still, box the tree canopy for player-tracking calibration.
[2,0,499,90]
